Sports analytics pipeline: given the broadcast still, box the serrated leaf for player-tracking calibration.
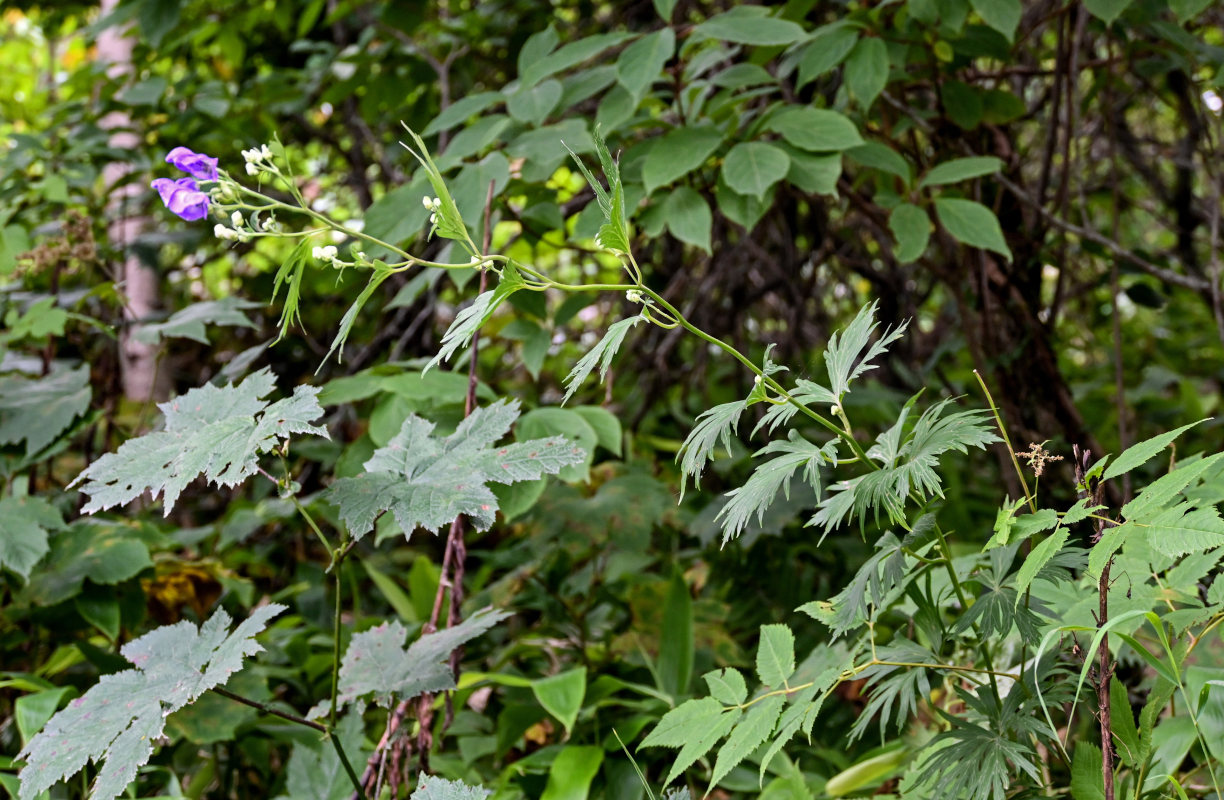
[919,156,1003,188]
[764,107,863,153]
[642,125,724,194]
[1087,522,1132,578]
[0,496,63,580]
[665,706,741,785]
[401,128,472,246]
[709,694,784,789]
[413,774,490,800]
[934,197,1011,260]
[17,605,284,800]
[132,296,259,345]
[326,267,394,364]
[616,28,674,100]
[641,697,727,748]
[1069,741,1105,800]
[562,314,638,402]
[1110,677,1141,768]
[756,624,795,688]
[72,369,326,515]
[703,668,747,706]
[271,239,310,340]
[427,264,527,370]
[324,399,585,537]
[284,713,371,800]
[1013,525,1070,604]
[1104,419,1206,481]
[889,203,930,263]
[0,366,92,455]
[318,608,508,716]
[1123,453,1223,520]
[1144,505,1224,558]
[677,400,747,493]
[717,434,836,545]
[722,142,790,199]
[824,301,908,400]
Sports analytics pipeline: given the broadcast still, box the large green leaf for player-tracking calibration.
[316,608,509,716]
[919,156,1003,188]
[796,23,859,88]
[616,28,674,100]
[933,198,1011,259]
[721,142,790,199]
[755,624,795,688]
[281,713,371,800]
[691,11,806,46]
[540,746,604,800]
[889,203,930,263]
[0,496,63,581]
[507,79,563,126]
[642,125,724,193]
[659,572,694,697]
[663,186,712,253]
[72,369,327,515]
[765,107,863,152]
[0,366,91,455]
[1104,419,1206,481]
[532,667,587,733]
[324,399,585,537]
[18,605,284,800]
[844,37,888,110]
[22,521,152,606]
[970,0,1021,41]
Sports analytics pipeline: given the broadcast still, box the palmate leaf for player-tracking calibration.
[908,709,1041,800]
[824,301,908,401]
[324,399,585,537]
[279,713,371,800]
[849,641,933,742]
[413,774,490,800]
[0,496,64,580]
[677,400,747,495]
[71,369,327,515]
[0,365,92,455]
[311,607,509,718]
[18,604,285,800]
[132,296,259,345]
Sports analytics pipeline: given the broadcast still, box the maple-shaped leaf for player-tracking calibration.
[18,604,285,800]
[324,399,584,537]
[413,774,490,800]
[0,496,64,580]
[72,368,327,516]
[311,607,510,718]
[132,296,260,345]
[0,366,92,455]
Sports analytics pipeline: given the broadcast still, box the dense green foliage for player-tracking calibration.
[4,1,1224,799]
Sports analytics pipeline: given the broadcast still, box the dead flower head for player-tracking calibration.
[1015,441,1063,477]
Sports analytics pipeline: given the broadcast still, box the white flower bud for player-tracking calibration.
[261,144,273,160]
[321,245,338,259]
[242,149,257,163]
[214,224,228,239]
[626,289,643,304]
[470,255,482,265]
[245,162,259,176]
[312,246,323,259]
[422,196,434,210]
[431,197,442,210]
[429,213,437,224]
[231,211,243,228]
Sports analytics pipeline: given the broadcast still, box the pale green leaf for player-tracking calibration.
[132,297,259,346]
[717,434,836,544]
[325,267,393,364]
[18,605,284,800]
[282,713,371,800]
[427,265,527,370]
[507,79,562,126]
[970,0,1021,41]
[1013,525,1070,604]
[0,496,63,581]
[664,707,740,785]
[663,186,712,253]
[533,668,587,734]
[1103,419,1206,481]
[640,697,727,749]
[318,608,508,716]
[919,156,1003,188]
[677,400,747,492]
[889,203,930,263]
[709,694,785,789]
[703,668,747,706]
[324,399,584,537]
[413,775,490,800]
[756,624,795,688]
[765,107,863,152]
[934,197,1011,260]
[0,366,91,455]
[1144,505,1224,558]
[844,37,888,110]
[562,315,645,403]
[1087,522,1133,578]
[722,142,790,199]
[824,300,908,400]
[617,28,674,100]
[72,369,326,515]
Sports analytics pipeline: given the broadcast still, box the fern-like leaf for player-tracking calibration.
[324,399,584,537]
[562,314,645,403]
[824,301,908,400]
[677,400,747,495]
[18,605,284,800]
[71,369,327,515]
[716,433,837,545]
[427,263,527,370]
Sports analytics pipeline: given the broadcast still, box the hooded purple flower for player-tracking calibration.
[151,177,209,221]
[165,147,218,181]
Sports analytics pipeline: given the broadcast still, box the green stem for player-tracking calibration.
[329,731,368,800]
[973,369,1036,512]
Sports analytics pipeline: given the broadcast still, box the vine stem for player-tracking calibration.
[973,369,1036,513]
[211,687,326,732]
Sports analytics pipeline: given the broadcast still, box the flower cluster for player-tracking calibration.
[421,195,442,225]
[151,147,218,222]
[312,245,340,265]
[241,144,275,176]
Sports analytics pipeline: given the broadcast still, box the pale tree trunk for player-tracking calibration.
[97,0,169,403]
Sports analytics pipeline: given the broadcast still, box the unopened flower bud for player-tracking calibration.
[245,162,258,176]
[231,211,243,228]
[261,144,273,160]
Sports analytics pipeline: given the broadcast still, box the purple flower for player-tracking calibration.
[151,177,209,221]
[165,147,218,181]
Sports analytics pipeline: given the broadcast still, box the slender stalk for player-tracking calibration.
[329,733,368,800]
[973,369,1036,512]
[212,687,326,732]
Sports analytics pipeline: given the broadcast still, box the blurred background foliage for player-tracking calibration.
[2,0,1224,797]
